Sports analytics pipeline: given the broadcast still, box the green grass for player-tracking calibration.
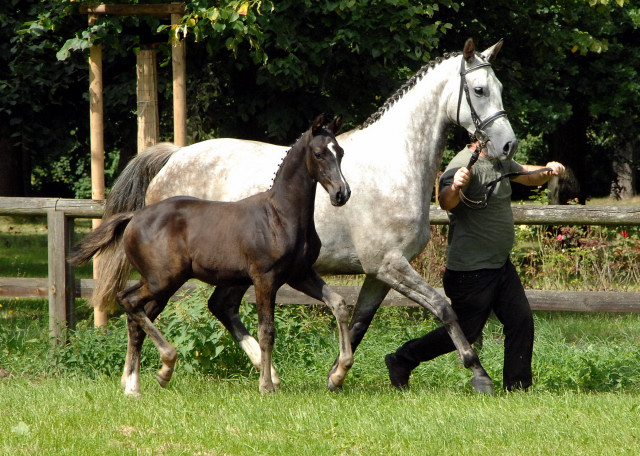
[2,298,640,455]
[2,215,640,454]
[2,376,639,455]
[0,216,93,278]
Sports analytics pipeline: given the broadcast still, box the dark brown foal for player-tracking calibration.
[69,114,353,395]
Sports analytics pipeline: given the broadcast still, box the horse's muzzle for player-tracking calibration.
[331,185,351,206]
[503,139,519,160]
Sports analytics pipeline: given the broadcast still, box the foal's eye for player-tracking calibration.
[314,151,323,159]
[474,87,485,96]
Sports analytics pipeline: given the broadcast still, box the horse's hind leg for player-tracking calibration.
[207,286,281,388]
[375,251,494,394]
[118,282,178,392]
[121,299,164,396]
[290,271,354,391]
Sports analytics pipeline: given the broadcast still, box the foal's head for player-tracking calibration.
[306,114,350,206]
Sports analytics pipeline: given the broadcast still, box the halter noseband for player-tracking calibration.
[456,56,508,148]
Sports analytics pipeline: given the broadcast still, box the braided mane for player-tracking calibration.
[359,51,462,129]
[268,129,309,190]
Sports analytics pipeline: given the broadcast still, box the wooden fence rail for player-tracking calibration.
[1,197,639,344]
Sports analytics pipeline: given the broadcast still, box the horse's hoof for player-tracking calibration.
[327,378,343,392]
[327,371,346,391]
[470,376,495,395]
[156,372,171,388]
[124,389,141,398]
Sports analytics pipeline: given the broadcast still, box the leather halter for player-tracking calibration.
[456,56,508,149]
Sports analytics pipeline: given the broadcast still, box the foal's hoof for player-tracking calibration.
[327,377,343,392]
[156,371,172,388]
[470,375,495,395]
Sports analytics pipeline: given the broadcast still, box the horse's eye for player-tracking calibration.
[314,151,323,159]
[474,87,485,96]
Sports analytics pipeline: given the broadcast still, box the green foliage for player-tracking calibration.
[2,0,639,196]
[155,286,252,375]
[513,224,640,291]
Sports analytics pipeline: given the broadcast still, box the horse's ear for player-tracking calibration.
[481,39,503,62]
[311,113,326,136]
[463,38,475,62]
[327,115,343,135]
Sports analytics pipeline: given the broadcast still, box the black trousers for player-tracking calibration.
[394,260,534,390]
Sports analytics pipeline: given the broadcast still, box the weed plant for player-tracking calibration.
[2,294,640,394]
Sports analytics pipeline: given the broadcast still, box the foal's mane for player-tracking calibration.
[268,128,311,190]
[268,125,336,190]
[359,51,462,129]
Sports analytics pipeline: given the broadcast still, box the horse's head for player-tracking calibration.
[450,38,518,161]
[306,114,351,206]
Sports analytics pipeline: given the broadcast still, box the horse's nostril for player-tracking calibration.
[503,141,512,153]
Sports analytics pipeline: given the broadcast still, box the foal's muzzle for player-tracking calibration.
[331,184,351,206]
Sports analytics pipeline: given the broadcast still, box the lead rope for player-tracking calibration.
[459,145,552,209]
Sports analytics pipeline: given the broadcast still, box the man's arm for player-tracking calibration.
[511,161,565,187]
[439,167,471,211]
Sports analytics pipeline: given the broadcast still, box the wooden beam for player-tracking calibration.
[79,3,185,18]
[3,279,640,314]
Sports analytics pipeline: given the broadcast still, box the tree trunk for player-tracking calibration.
[610,139,638,199]
[0,128,24,196]
[545,101,588,205]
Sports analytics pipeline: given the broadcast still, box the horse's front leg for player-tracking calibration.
[207,285,281,389]
[375,250,495,394]
[289,270,353,391]
[253,281,277,394]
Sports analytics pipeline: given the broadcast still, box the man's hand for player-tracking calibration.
[544,161,565,177]
[452,167,471,191]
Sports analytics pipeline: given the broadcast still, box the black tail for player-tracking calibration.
[68,213,134,266]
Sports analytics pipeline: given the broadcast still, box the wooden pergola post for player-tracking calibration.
[88,14,108,327]
[79,3,187,327]
[172,5,187,147]
[136,46,160,153]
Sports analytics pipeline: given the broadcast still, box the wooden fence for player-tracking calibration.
[1,197,639,345]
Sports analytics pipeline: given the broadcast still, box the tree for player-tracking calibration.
[2,0,638,200]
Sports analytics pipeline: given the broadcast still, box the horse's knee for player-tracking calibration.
[436,302,458,325]
[328,294,349,321]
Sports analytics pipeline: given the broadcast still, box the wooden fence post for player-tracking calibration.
[47,209,75,345]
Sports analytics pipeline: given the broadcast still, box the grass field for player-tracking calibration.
[2,376,639,455]
[1,208,639,455]
[2,296,640,455]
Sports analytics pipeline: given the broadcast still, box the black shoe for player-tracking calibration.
[385,353,411,389]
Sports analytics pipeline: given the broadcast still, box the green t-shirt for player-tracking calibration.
[439,147,524,271]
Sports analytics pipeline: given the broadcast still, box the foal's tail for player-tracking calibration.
[68,213,134,267]
[90,142,180,313]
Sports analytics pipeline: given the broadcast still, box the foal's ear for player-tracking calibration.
[327,115,343,135]
[481,39,504,62]
[311,113,326,136]
[463,38,475,63]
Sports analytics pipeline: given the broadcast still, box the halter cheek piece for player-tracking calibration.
[456,56,551,209]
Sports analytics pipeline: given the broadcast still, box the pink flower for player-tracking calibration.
[557,234,564,242]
